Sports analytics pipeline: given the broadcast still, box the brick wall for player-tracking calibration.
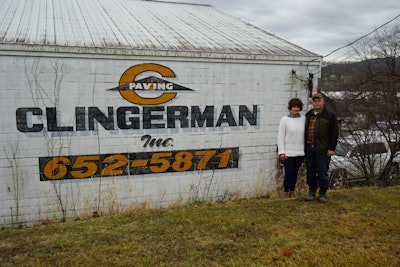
[0,54,312,226]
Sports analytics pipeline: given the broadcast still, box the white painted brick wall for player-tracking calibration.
[0,53,317,226]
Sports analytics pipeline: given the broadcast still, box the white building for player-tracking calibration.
[0,0,321,225]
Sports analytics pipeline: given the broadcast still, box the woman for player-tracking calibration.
[277,98,305,199]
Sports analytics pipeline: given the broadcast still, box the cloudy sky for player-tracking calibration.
[158,0,400,61]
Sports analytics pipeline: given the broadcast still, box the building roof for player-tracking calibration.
[0,0,320,58]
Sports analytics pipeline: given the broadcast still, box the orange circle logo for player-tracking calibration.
[113,63,182,105]
[109,63,194,105]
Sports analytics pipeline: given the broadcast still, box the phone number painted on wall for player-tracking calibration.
[39,147,239,181]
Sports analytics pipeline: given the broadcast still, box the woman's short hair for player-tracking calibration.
[288,98,303,111]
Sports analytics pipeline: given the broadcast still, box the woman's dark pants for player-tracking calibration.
[283,156,305,192]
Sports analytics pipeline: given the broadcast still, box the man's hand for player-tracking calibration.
[327,150,335,156]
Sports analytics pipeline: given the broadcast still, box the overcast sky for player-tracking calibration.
[158,0,400,61]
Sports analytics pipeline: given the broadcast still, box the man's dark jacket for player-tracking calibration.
[305,108,339,154]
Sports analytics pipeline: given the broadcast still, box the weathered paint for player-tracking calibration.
[0,0,321,226]
[0,0,318,57]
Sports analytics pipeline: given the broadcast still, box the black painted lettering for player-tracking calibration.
[75,107,86,131]
[167,106,189,128]
[117,106,140,129]
[141,135,174,148]
[88,107,114,130]
[216,105,237,126]
[239,105,257,126]
[16,107,43,132]
[16,104,258,133]
[162,138,173,147]
[141,134,151,147]
[46,107,73,132]
[191,106,214,127]
[143,106,165,129]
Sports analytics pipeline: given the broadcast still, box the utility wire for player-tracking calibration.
[323,13,400,59]
[305,13,400,93]
[307,12,400,74]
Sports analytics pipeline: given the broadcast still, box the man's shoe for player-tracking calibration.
[305,192,316,201]
[319,194,328,203]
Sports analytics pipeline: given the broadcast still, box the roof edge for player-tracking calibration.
[0,44,322,65]
[141,0,212,7]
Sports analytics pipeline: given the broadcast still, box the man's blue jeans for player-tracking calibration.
[305,145,331,194]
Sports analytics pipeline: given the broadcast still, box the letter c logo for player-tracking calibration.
[118,63,177,105]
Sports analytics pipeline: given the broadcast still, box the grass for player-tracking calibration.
[1,186,400,266]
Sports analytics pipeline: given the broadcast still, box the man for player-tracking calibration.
[304,93,339,203]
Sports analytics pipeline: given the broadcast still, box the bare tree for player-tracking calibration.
[328,24,400,187]
[24,58,73,221]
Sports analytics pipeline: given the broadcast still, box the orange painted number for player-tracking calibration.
[149,152,172,173]
[217,149,232,168]
[43,157,71,180]
[101,154,128,177]
[194,150,216,170]
[172,151,193,172]
[70,155,100,178]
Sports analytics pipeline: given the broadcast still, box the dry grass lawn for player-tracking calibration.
[1,186,399,266]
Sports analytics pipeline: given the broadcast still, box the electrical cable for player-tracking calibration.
[306,13,400,75]
[323,13,400,59]
[304,14,400,97]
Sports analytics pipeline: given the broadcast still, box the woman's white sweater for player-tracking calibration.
[277,115,305,157]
